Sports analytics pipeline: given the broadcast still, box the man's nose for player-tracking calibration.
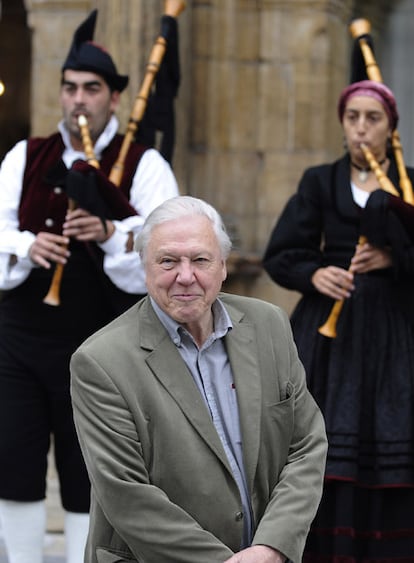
[73,87,86,104]
[177,261,195,283]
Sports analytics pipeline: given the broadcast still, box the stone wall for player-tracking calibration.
[2,0,392,314]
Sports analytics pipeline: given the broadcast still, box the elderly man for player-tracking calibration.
[71,196,327,563]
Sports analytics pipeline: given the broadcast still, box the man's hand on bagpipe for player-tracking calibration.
[62,207,115,243]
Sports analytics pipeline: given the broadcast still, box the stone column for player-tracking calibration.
[91,1,158,131]
[382,0,414,164]
[189,0,353,306]
[24,0,93,135]
[93,1,191,187]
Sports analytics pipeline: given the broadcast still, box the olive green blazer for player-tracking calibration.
[70,293,327,563]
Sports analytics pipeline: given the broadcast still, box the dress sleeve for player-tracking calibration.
[360,188,414,278]
[263,168,324,294]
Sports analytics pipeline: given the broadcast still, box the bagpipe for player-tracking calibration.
[318,18,414,338]
[349,18,413,205]
[43,0,186,306]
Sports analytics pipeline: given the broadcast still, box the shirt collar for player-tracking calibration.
[150,296,233,347]
[58,114,119,160]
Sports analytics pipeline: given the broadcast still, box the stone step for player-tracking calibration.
[0,532,65,562]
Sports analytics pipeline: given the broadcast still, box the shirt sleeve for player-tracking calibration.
[98,148,180,294]
[0,140,37,290]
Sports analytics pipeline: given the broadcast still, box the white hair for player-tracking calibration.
[134,196,232,262]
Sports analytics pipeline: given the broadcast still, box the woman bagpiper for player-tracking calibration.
[263,80,414,561]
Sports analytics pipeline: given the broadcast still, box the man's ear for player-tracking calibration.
[221,261,227,282]
[110,90,121,112]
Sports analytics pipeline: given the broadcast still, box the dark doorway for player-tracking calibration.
[0,0,31,161]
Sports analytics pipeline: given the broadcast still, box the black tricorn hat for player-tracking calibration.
[62,10,128,92]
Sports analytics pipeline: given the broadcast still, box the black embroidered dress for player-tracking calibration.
[263,153,414,562]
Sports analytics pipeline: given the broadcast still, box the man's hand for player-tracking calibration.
[224,545,286,563]
[63,208,114,242]
[311,266,355,300]
[29,231,70,269]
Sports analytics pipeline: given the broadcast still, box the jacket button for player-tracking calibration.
[45,218,54,227]
[235,511,244,521]
[54,186,62,194]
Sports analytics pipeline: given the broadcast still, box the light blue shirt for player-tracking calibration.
[151,297,253,548]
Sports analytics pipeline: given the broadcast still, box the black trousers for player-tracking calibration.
[0,248,144,512]
[0,323,90,512]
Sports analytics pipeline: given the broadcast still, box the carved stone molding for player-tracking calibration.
[24,0,89,11]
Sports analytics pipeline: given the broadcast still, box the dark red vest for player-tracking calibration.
[19,132,147,234]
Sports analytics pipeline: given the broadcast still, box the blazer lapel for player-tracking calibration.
[138,298,263,488]
[140,300,234,474]
[224,306,262,494]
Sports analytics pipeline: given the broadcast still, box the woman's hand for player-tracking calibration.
[311,241,392,299]
[312,266,355,300]
[350,241,392,273]
[63,208,114,243]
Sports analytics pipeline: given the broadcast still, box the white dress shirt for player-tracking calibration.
[0,115,179,293]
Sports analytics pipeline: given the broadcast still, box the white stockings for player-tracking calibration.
[64,511,90,563]
[0,499,46,563]
[0,500,89,563]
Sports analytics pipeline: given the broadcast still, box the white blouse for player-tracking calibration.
[351,181,370,208]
